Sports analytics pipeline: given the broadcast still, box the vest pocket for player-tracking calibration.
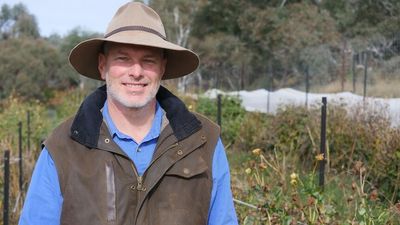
[105,161,116,223]
[165,155,208,178]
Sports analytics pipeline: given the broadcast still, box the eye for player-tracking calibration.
[114,55,129,61]
[143,58,156,64]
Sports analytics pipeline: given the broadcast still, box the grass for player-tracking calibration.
[228,147,400,224]
[310,78,400,98]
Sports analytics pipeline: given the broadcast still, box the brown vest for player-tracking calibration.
[45,86,220,225]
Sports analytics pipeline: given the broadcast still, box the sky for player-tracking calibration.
[2,0,146,37]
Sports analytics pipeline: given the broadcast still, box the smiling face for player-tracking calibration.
[98,43,167,110]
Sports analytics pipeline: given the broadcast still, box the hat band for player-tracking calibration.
[104,25,166,40]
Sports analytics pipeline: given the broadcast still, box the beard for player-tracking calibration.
[105,72,161,109]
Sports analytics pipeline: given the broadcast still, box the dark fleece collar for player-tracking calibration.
[70,85,201,148]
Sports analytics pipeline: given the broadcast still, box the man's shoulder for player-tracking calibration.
[192,112,220,134]
[51,116,75,136]
[44,116,76,148]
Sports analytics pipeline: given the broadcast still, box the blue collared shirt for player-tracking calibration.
[19,101,238,225]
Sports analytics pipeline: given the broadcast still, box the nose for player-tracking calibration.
[128,63,143,78]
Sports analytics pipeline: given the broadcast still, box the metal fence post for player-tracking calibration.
[319,97,327,190]
[352,54,356,93]
[305,65,310,108]
[19,121,23,192]
[217,94,222,127]
[267,61,273,113]
[363,52,369,100]
[27,110,31,152]
[4,150,10,225]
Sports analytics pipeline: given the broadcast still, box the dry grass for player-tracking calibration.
[311,78,400,98]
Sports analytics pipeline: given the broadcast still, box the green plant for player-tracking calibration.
[231,145,400,224]
[195,95,246,145]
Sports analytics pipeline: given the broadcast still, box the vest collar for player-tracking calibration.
[70,85,201,148]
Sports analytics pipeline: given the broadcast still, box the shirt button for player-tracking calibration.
[137,147,141,152]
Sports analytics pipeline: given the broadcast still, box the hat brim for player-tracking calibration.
[69,30,199,80]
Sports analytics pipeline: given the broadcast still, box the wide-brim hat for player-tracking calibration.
[69,2,199,80]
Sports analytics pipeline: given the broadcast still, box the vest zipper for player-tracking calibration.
[136,176,146,191]
[130,142,179,192]
[131,163,146,191]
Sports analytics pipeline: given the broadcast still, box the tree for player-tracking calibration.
[240,3,340,86]
[0,3,39,39]
[193,33,253,90]
[0,38,61,100]
[54,28,103,91]
[149,0,206,92]
[191,1,341,90]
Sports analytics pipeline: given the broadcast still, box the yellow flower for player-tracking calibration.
[290,172,298,180]
[290,172,298,186]
[315,153,324,161]
[245,168,252,174]
[252,148,261,155]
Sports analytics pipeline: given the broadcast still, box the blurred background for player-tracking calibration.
[0,0,399,100]
[1,1,400,224]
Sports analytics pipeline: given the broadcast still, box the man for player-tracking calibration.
[19,2,238,225]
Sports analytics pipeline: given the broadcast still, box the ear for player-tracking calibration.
[98,53,107,80]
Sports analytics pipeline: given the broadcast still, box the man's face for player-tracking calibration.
[98,43,166,109]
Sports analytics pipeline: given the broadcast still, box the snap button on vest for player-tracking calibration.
[177,149,183,155]
[105,138,110,143]
[183,168,190,175]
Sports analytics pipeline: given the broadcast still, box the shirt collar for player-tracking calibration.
[102,100,163,143]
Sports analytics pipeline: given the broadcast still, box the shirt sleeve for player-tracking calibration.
[207,138,239,225]
[18,147,63,225]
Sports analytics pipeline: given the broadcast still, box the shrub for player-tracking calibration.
[195,95,246,145]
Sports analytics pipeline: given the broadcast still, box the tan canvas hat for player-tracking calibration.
[69,2,199,80]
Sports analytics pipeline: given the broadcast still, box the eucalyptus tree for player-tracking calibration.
[0,3,39,39]
[0,38,61,100]
[149,0,205,92]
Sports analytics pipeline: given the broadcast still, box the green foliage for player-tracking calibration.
[232,143,400,224]
[0,96,54,155]
[0,89,86,154]
[0,38,62,100]
[0,3,39,39]
[0,88,86,224]
[229,103,400,224]
[195,95,246,145]
[149,0,200,45]
[189,0,400,91]
[350,0,400,37]
[192,0,244,37]
[192,33,253,89]
[1,1,400,96]
[49,89,87,122]
[54,28,102,91]
[0,24,102,101]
